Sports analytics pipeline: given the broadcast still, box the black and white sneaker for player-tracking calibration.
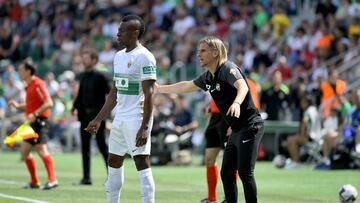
[199,198,217,203]
[23,182,40,189]
[41,181,59,190]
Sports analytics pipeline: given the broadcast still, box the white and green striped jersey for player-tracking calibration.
[113,45,157,120]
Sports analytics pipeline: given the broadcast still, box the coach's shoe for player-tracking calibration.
[199,198,217,203]
[23,182,40,189]
[41,180,59,190]
[79,179,92,185]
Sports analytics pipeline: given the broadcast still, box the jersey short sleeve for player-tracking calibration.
[193,72,208,91]
[37,80,51,100]
[221,63,244,88]
[140,53,157,81]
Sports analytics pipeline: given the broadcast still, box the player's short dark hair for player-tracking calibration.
[122,15,145,39]
[82,49,99,62]
[22,58,36,75]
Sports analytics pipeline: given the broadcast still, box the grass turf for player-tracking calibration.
[0,152,359,203]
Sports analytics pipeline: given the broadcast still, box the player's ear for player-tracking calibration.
[212,50,219,58]
[133,29,140,38]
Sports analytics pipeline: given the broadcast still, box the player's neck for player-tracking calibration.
[25,75,34,84]
[207,60,220,76]
[125,41,140,52]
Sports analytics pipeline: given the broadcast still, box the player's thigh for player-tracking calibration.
[34,143,50,158]
[233,123,264,172]
[205,115,224,148]
[108,126,129,157]
[125,120,153,157]
[20,141,33,160]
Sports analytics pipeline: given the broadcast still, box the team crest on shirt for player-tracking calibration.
[216,83,221,91]
[127,61,132,68]
[230,68,236,75]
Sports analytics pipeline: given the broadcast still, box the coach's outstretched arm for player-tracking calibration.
[85,82,117,134]
[155,80,200,94]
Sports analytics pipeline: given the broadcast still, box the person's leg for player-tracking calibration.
[35,144,57,183]
[20,142,39,186]
[287,134,308,163]
[95,121,109,168]
[134,155,155,203]
[322,130,339,162]
[220,142,238,203]
[355,126,360,153]
[236,124,264,203]
[106,153,125,203]
[106,123,129,203]
[205,148,221,202]
[80,122,91,182]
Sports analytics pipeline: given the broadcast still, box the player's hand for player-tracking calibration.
[226,102,241,118]
[71,107,77,116]
[154,83,160,94]
[85,119,101,136]
[8,100,19,109]
[27,113,36,123]
[226,127,232,137]
[135,126,148,147]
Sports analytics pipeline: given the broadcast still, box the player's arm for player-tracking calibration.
[226,79,248,118]
[8,100,26,110]
[156,81,200,94]
[299,115,309,137]
[33,97,53,116]
[141,79,155,130]
[136,79,155,146]
[93,81,117,122]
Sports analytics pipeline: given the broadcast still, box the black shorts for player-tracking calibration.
[205,113,229,149]
[25,117,49,145]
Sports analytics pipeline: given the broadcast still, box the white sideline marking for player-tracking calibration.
[0,179,51,203]
[0,179,18,185]
[0,193,51,203]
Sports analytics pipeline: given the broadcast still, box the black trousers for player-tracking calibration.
[221,122,264,203]
[80,114,108,181]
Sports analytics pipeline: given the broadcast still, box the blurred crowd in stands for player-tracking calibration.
[0,0,359,166]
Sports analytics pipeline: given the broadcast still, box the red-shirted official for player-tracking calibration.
[8,60,58,190]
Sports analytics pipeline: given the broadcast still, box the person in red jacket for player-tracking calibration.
[8,59,58,190]
[200,99,230,203]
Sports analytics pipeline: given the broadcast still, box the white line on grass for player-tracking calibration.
[0,179,19,185]
[0,179,51,203]
[0,193,51,203]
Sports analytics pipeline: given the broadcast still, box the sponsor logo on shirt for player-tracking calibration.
[143,66,157,74]
[216,83,221,91]
[230,68,237,75]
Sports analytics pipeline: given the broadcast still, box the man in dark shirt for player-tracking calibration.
[0,27,20,62]
[156,36,264,203]
[260,71,290,120]
[72,50,110,185]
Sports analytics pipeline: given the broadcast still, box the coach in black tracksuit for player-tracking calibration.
[156,36,264,203]
[72,50,110,185]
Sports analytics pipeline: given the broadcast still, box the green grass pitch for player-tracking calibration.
[0,152,359,203]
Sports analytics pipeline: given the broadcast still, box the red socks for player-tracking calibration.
[42,155,57,182]
[207,164,219,201]
[25,157,39,185]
